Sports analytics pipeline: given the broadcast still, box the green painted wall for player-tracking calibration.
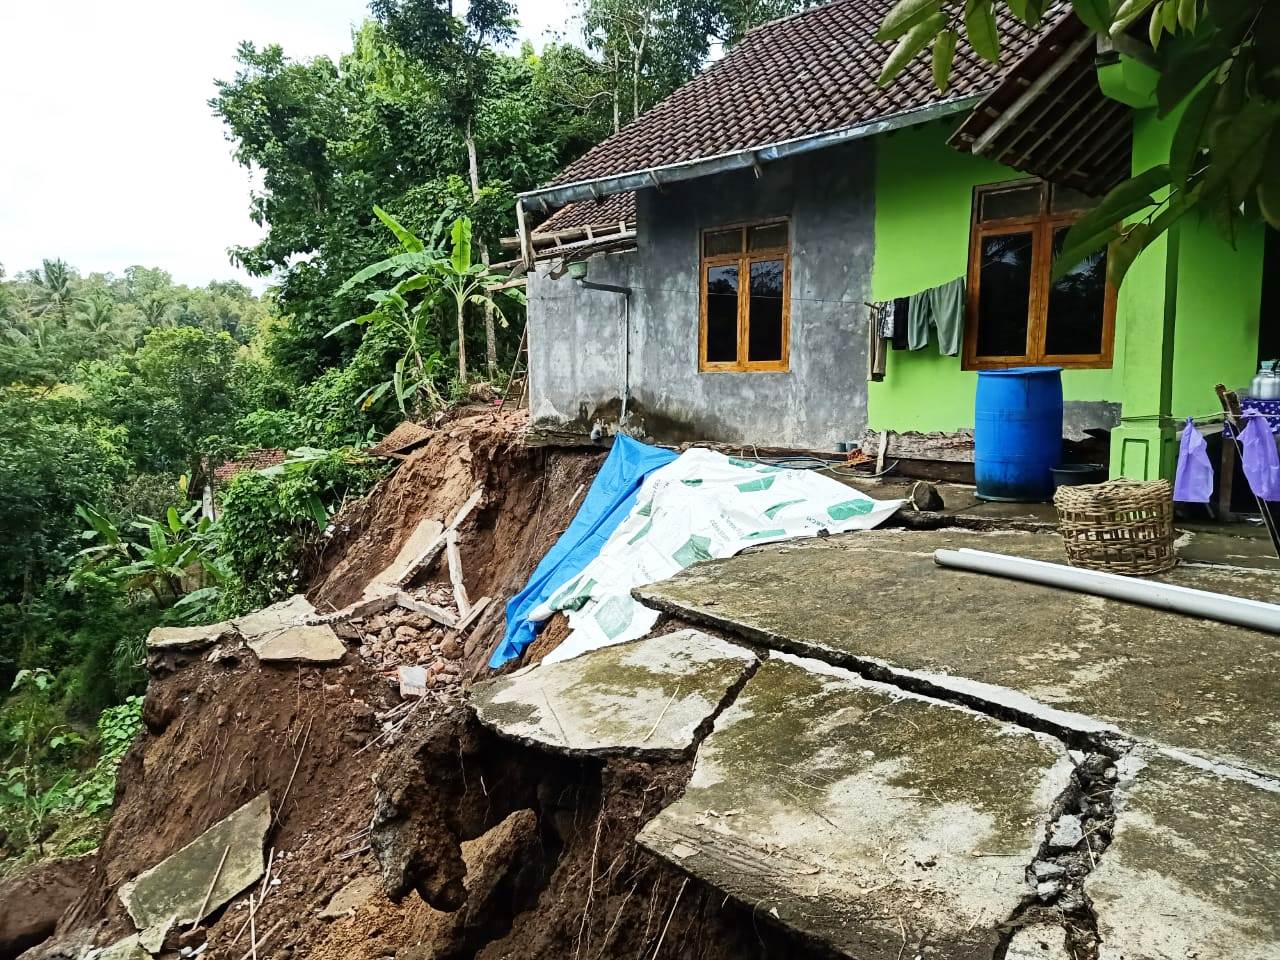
[866,121,1120,432]
[1172,215,1265,416]
[1108,106,1265,479]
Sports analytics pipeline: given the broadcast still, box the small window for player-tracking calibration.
[965,181,1115,370]
[700,220,790,372]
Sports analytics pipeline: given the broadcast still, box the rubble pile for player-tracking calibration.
[332,586,474,692]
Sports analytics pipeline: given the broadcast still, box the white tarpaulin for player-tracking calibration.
[532,449,901,664]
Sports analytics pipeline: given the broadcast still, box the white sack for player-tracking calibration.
[532,449,901,664]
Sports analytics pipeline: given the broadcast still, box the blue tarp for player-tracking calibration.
[490,434,678,667]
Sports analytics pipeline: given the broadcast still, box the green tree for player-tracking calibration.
[81,327,247,478]
[0,392,127,605]
[876,0,1279,283]
[372,0,518,379]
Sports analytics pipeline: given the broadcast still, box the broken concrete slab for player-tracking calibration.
[637,529,1280,776]
[319,875,382,919]
[119,792,270,932]
[306,592,398,626]
[363,516,445,598]
[637,655,1073,959]
[1086,752,1280,960]
[247,624,346,664]
[146,621,234,651]
[232,594,316,639]
[86,934,150,960]
[470,629,758,757]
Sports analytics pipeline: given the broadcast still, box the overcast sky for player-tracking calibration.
[0,0,577,290]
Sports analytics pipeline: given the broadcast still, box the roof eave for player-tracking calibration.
[518,93,986,212]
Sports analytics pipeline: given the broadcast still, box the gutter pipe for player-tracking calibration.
[934,548,1280,634]
[576,278,632,424]
[517,94,984,212]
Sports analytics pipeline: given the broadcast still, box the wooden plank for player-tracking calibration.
[395,592,458,629]
[394,486,484,587]
[394,535,447,587]
[455,595,492,635]
[859,429,976,464]
[446,528,471,617]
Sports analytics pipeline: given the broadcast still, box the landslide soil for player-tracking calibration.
[11,416,820,960]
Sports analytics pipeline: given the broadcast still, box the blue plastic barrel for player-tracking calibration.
[974,367,1063,502]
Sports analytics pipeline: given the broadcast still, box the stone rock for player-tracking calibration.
[119,793,269,932]
[319,875,382,919]
[248,625,346,665]
[232,595,316,639]
[439,638,463,660]
[394,626,420,641]
[1006,924,1071,960]
[86,934,150,960]
[1048,815,1084,850]
[909,480,945,512]
[1035,879,1062,901]
[1031,860,1065,882]
[146,622,234,651]
[0,853,92,957]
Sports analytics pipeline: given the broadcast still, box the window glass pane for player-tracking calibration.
[748,222,787,251]
[705,264,739,363]
[1046,226,1107,356]
[704,228,742,256]
[976,232,1033,357]
[980,184,1042,222]
[1051,184,1097,214]
[747,259,785,363]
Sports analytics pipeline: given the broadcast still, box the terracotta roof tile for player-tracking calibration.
[533,193,637,236]
[544,0,1060,191]
[213,449,287,483]
[367,421,433,458]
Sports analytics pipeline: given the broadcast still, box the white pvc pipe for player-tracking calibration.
[933,548,1280,634]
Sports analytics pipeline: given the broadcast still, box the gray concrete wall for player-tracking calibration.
[528,141,876,449]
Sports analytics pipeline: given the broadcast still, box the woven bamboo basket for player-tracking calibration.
[1053,479,1176,575]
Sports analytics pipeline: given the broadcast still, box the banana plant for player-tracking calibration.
[330,208,523,410]
[70,494,226,611]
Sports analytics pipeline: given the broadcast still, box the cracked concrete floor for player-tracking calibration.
[632,528,1280,960]
[471,529,1280,960]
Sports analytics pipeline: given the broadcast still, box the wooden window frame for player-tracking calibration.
[699,219,791,373]
[963,180,1117,371]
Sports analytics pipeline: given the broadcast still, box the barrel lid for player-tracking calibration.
[976,366,1063,377]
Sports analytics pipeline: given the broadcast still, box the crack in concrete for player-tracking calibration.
[645,598,1132,756]
[647,612,1137,960]
[991,748,1127,960]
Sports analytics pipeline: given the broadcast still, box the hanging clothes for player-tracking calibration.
[1239,413,1280,501]
[891,297,910,351]
[907,277,965,356]
[1173,419,1213,503]
[867,303,887,382]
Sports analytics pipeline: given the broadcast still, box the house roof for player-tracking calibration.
[213,449,286,483]
[527,0,1059,208]
[366,421,433,459]
[533,193,636,237]
[949,13,1131,196]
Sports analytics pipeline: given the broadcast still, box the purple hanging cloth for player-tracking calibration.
[1173,419,1213,503]
[1239,413,1280,501]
